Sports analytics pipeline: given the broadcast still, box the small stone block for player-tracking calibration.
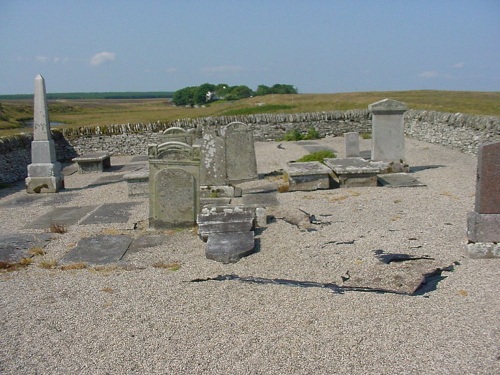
[464,242,500,259]
[467,212,500,243]
[205,231,255,263]
[124,171,149,197]
[285,162,332,191]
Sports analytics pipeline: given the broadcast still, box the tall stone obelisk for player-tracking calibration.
[25,75,64,193]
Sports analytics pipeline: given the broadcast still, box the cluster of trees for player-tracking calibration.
[172,83,297,107]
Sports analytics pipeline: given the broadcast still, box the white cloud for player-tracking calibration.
[418,71,440,78]
[90,51,116,66]
[201,65,244,73]
[165,67,177,73]
[453,62,465,69]
[36,55,49,63]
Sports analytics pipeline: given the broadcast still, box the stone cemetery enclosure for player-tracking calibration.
[25,75,64,193]
[148,141,201,229]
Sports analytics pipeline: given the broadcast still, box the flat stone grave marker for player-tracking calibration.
[324,157,381,187]
[24,206,98,229]
[377,173,426,188]
[243,192,280,207]
[125,234,168,255]
[79,202,140,224]
[284,161,332,191]
[88,174,124,186]
[61,235,132,265]
[0,233,54,264]
[0,194,47,207]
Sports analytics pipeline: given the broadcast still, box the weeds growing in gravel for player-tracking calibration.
[59,262,87,271]
[50,223,67,234]
[39,259,58,269]
[152,261,182,271]
[29,247,45,256]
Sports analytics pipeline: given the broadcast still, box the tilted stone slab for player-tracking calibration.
[377,173,426,188]
[80,202,140,225]
[324,157,381,187]
[61,235,132,265]
[284,161,333,191]
[197,210,255,242]
[205,231,255,264]
[24,205,98,229]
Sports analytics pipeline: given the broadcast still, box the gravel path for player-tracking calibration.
[1,136,499,374]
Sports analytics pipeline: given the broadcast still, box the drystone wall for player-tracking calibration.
[0,110,498,184]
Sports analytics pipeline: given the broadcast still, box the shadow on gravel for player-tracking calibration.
[190,261,460,297]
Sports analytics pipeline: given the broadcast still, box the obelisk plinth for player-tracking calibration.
[25,74,64,193]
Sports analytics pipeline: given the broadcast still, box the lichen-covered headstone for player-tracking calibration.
[25,75,64,193]
[148,141,200,229]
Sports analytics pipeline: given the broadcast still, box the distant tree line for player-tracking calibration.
[0,92,174,100]
[172,83,298,107]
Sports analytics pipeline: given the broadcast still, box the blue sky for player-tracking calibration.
[1,0,499,94]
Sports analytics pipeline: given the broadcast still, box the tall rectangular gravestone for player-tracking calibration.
[223,121,258,184]
[200,128,227,186]
[345,132,360,158]
[26,75,64,193]
[148,141,200,229]
[369,99,408,172]
[466,141,500,258]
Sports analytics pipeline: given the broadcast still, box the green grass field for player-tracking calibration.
[1,90,499,138]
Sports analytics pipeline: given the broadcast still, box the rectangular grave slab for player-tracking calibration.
[61,235,132,265]
[324,157,381,187]
[284,161,333,191]
[80,202,139,225]
[377,173,426,188]
[0,233,54,264]
[72,152,112,173]
[197,210,255,242]
[243,192,280,207]
[205,231,255,264]
[24,206,98,229]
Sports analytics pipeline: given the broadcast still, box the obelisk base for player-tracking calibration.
[26,163,64,193]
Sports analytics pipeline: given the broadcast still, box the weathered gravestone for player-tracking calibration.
[199,121,258,196]
[466,141,500,258]
[223,122,258,184]
[369,99,409,172]
[25,75,64,193]
[148,141,201,229]
[345,132,360,158]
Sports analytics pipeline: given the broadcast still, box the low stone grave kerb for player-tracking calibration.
[324,157,381,187]
[284,161,333,191]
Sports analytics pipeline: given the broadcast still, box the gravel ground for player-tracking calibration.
[1,136,499,374]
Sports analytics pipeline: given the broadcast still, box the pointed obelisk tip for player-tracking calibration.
[35,74,44,80]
